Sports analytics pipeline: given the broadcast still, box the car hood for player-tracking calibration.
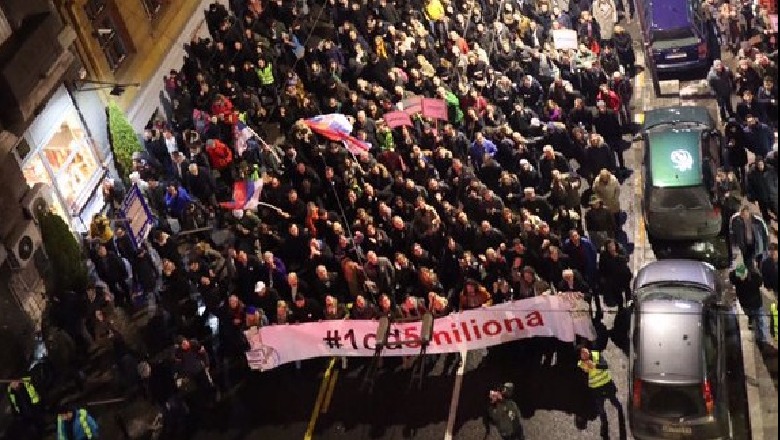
[643,107,715,131]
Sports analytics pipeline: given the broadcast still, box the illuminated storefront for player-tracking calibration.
[14,86,108,232]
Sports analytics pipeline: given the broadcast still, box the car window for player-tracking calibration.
[648,187,712,211]
[640,382,707,418]
[652,27,695,42]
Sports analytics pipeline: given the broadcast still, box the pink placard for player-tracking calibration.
[771,14,778,32]
[401,96,423,115]
[422,98,448,120]
[383,111,414,128]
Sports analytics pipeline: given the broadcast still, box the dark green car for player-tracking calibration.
[640,107,729,268]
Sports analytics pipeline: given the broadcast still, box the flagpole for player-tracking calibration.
[244,124,283,165]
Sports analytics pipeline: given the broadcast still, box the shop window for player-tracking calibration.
[84,0,129,71]
[23,109,101,215]
[140,0,164,18]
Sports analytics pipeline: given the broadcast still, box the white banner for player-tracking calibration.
[245,295,595,371]
[552,29,578,50]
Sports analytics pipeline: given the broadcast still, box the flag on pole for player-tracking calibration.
[303,114,371,156]
[234,120,253,157]
[220,170,263,211]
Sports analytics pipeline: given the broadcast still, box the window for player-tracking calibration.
[648,187,712,212]
[23,109,101,213]
[84,0,129,71]
[639,382,707,418]
[140,0,163,18]
[651,27,696,42]
[84,0,108,20]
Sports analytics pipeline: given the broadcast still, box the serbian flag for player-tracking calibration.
[234,120,253,158]
[303,114,371,156]
[220,170,262,211]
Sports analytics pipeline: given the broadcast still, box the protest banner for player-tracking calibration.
[400,96,423,115]
[245,295,595,371]
[383,111,414,128]
[552,29,578,50]
[422,98,448,120]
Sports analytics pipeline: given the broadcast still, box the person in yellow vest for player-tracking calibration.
[7,377,43,437]
[256,58,275,99]
[771,303,778,341]
[423,0,446,38]
[56,406,100,440]
[577,346,626,440]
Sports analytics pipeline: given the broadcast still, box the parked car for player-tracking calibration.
[630,260,732,440]
[637,0,718,72]
[640,106,729,268]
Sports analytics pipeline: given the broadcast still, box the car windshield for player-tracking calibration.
[652,27,695,42]
[636,285,713,303]
[639,381,707,418]
[648,186,712,211]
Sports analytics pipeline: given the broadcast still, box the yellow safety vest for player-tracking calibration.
[257,63,274,86]
[579,350,612,389]
[7,377,40,413]
[57,409,94,440]
[425,0,445,21]
[771,303,778,340]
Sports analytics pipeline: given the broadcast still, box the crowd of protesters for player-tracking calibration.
[19,0,778,438]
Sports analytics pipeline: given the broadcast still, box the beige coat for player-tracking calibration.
[592,0,618,40]
[593,174,622,213]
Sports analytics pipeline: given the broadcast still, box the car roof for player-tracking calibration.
[648,0,694,32]
[643,106,715,130]
[634,260,717,291]
[647,129,704,187]
[637,299,704,383]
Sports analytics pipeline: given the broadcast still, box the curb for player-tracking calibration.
[735,301,764,440]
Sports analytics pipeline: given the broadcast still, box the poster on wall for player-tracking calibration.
[121,184,154,249]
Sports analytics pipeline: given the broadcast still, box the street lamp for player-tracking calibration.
[74,79,140,96]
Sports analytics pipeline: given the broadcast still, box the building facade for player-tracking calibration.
[0,0,209,343]
[56,0,210,130]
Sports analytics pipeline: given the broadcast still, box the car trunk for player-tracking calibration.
[632,380,724,439]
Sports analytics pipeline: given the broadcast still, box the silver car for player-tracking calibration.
[629,260,732,439]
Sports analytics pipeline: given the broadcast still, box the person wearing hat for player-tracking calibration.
[484,383,525,440]
[585,194,616,251]
[56,405,99,440]
[609,70,632,126]
[731,264,776,355]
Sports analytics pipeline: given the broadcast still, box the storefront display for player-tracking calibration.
[17,87,106,231]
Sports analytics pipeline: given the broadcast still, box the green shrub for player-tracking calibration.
[38,211,88,294]
[107,102,143,181]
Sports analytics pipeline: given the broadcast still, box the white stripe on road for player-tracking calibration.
[444,350,468,440]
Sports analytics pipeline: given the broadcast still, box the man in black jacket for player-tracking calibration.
[484,383,525,440]
[185,164,217,208]
[731,265,776,355]
[93,244,131,308]
[593,101,626,171]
